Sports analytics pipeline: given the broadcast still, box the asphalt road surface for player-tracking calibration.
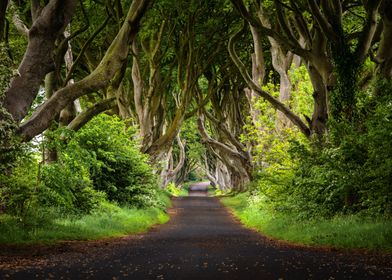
[1,185,391,279]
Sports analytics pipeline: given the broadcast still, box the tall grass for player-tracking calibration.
[0,202,169,245]
[221,194,392,251]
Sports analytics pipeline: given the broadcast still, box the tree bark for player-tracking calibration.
[18,0,151,141]
[67,98,116,132]
[228,25,311,137]
[270,42,292,128]
[59,26,81,126]
[0,0,9,41]
[161,134,186,187]
[42,71,58,164]
[376,1,392,79]
[197,114,252,190]
[116,81,132,120]
[306,63,328,135]
[4,0,78,122]
[245,25,265,132]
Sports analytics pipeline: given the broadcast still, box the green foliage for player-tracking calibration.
[165,182,181,196]
[0,114,171,244]
[222,193,392,251]
[165,182,188,197]
[0,158,38,216]
[0,203,169,245]
[241,65,392,220]
[250,79,392,219]
[68,115,162,208]
[39,162,106,214]
[0,44,23,174]
[0,44,12,92]
[288,66,314,118]
[241,67,310,214]
[287,79,392,218]
[1,115,167,220]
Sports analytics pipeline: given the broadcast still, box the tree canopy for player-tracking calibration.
[1,0,392,220]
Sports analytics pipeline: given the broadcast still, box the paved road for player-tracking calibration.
[188,181,209,196]
[1,190,391,279]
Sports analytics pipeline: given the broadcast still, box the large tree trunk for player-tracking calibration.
[0,0,8,41]
[204,155,218,188]
[18,0,151,141]
[131,23,175,157]
[270,43,292,128]
[160,134,186,187]
[42,71,58,163]
[116,81,133,120]
[59,26,80,127]
[256,9,293,129]
[228,25,311,138]
[245,25,265,131]
[306,63,328,135]
[197,115,251,191]
[376,2,392,79]
[4,0,78,122]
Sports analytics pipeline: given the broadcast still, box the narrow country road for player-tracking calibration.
[1,185,391,279]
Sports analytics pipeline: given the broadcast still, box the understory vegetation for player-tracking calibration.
[221,72,392,251]
[242,81,392,220]
[222,193,392,251]
[0,203,169,244]
[0,115,171,244]
[1,0,392,251]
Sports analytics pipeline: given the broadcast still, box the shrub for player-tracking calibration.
[165,183,181,197]
[69,115,161,208]
[0,158,38,216]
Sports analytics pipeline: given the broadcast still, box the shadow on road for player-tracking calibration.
[1,181,391,280]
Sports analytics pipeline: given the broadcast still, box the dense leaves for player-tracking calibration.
[0,115,165,221]
[242,64,392,219]
[0,0,392,245]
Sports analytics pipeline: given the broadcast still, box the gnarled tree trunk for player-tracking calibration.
[18,0,151,141]
[4,0,78,122]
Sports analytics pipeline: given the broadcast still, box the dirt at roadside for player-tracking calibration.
[0,186,391,280]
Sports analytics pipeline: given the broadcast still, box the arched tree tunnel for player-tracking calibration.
[1,0,392,250]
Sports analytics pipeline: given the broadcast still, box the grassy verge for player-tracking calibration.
[166,182,189,197]
[221,193,392,252]
[207,185,216,196]
[0,202,169,245]
[179,188,189,197]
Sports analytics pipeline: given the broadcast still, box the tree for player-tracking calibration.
[1,0,150,142]
[229,0,386,134]
[4,0,78,123]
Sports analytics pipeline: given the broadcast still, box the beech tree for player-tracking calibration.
[4,0,78,123]
[229,0,388,134]
[2,0,391,195]
[2,0,150,142]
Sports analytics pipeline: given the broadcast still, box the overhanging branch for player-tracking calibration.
[228,24,311,137]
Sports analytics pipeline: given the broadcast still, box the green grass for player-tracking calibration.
[178,187,189,197]
[207,185,216,196]
[0,202,169,245]
[221,193,392,252]
[165,183,189,197]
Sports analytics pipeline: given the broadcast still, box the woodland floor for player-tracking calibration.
[0,183,392,279]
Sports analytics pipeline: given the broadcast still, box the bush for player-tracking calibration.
[69,115,161,208]
[39,162,106,214]
[0,158,38,216]
[0,44,22,174]
[1,114,167,218]
[244,78,392,219]
[165,182,181,196]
